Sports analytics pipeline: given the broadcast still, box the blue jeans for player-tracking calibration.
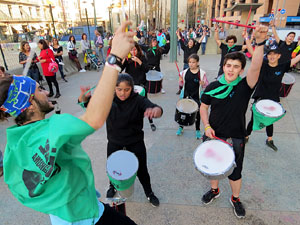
[183,63,189,70]
[201,43,206,55]
[96,47,105,64]
[0,150,3,167]
[177,41,181,55]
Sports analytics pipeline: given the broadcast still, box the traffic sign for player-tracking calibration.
[280,9,286,15]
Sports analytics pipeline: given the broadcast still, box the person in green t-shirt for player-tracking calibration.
[0,21,137,225]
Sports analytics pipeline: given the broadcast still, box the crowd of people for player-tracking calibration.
[0,19,300,224]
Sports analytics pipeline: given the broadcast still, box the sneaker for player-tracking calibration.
[196,130,201,139]
[63,78,68,82]
[59,62,65,65]
[106,185,117,198]
[48,92,54,98]
[150,124,156,132]
[266,139,278,151]
[54,93,61,98]
[201,188,220,205]
[245,136,249,144]
[147,192,160,207]
[176,127,183,136]
[79,69,86,72]
[176,90,181,95]
[229,197,246,219]
[161,88,166,94]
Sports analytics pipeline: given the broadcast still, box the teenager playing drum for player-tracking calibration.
[200,25,268,219]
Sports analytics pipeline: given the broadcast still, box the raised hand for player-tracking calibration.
[254,25,268,43]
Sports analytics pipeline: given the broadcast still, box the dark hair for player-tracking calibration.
[188,53,199,62]
[0,66,4,73]
[0,76,13,121]
[82,33,87,40]
[223,52,246,69]
[132,42,144,59]
[69,35,76,44]
[38,39,49,50]
[188,38,196,47]
[287,32,296,37]
[20,41,29,53]
[116,74,134,90]
[226,35,237,43]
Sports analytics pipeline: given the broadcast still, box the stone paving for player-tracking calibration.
[1,53,300,225]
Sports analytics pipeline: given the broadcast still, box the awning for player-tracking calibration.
[31,24,41,30]
[286,17,300,23]
[224,3,263,12]
[10,24,24,32]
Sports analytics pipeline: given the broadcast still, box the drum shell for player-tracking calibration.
[198,164,236,180]
[279,83,294,97]
[146,80,162,93]
[175,108,197,126]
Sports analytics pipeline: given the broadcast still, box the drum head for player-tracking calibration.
[255,99,284,118]
[194,140,235,176]
[107,150,139,181]
[282,73,295,85]
[146,70,164,81]
[176,99,198,114]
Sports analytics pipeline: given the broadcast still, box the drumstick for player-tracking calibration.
[244,6,252,32]
[211,19,256,29]
[212,135,233,146]
[175,61,180,76]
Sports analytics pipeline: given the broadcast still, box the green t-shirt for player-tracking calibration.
[4,114,99,222]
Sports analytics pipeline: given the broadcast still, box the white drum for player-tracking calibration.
[194,140,236,180]
[255,99,285,118]
[146,70,164,93]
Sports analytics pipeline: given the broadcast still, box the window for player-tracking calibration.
[8,5,12,17]
[29,7,32,16]
[36,7,40,17]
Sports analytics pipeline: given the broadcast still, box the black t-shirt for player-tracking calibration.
[277,40,297,64]
[201,77,254,138]
[52,46,63,62]
[179,39,201,63]
[253,60,291,102]
[219,43,243,66]
[184,69,200,103]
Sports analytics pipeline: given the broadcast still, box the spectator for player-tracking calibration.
[67,35,86,72]
[51,38,67,82]
[200,27,208,55]
[218,26,227,40]
[81,33,90,70]
[0,65,6,177]
[38,39,61,98]
[19,41,42,84]
[94,30,105,64]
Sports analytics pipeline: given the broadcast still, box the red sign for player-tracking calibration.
[278,9,281,11]
[181,20,184,23]
[197,20,200,23]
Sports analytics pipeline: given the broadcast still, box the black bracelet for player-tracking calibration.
[256,40,266,46]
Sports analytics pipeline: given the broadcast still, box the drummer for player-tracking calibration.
[0,21,137,224]
[140,39,166,93]
[176,54,209,139]
[79,74,163,207]
[245,46,300,151]
[200,25,268,219]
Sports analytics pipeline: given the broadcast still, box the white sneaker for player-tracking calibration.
[79,69,86,72]
[161,88,166,94]
[59,62,65,65]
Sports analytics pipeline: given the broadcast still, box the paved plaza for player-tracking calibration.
[0,54,300,225]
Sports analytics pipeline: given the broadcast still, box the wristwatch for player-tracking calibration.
[107,54,123,67]
[256,40,267,46]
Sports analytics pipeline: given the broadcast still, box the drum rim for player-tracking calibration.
[107,150,139,181]
[282,73,296,85]
[176,99,199,114]
[146,70,164,81]
[193,140,236,176]
[254,100,285,118]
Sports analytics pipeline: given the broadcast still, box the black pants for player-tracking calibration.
[107,141,153,196]
[96,203,137,225]
[45,75,60,94]
[246,105,274,137]
[56,64,65,79]
[203,135,245,181]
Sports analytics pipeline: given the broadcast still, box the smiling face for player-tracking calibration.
[227,39,235,47]
[286,33,295,44]
[223,59,244,83]
[267,52,281,65]
[188,39,194,48]
[115,81,132,101]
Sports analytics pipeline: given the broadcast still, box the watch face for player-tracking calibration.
[108,56,116,64]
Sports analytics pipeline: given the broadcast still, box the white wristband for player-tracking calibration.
[105,62,121,72]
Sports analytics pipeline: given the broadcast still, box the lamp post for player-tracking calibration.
[92,0,97,27]
[108,4,114,33]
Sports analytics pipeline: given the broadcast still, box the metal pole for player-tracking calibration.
[93,0,97,27]
[0,43,8,70]
[279,0,286,27]
[49,4,57,38]
[85,8,91,47]
[170,0,178,62]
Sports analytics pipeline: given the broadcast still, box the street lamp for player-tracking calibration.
[108,4,114,33]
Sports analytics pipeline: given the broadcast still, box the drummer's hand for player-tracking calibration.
[200,80,205,86]
[131,56,142,65]
[110,21,135,59]
[79,86,91,102]
[144,107,162,119]
[205,127,215,139]
[254,24,268,43]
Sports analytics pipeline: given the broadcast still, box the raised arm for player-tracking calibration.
[246,25,268,89]
[214,25,221,47]
[198,31,207,43]
[269,20,280,43]
[80,21,134,129]
[243,30,254,56]
[291,54,300,67]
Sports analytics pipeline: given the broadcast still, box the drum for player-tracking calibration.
[134,85,146,97]
[175,99,198,126]
[252,99,286,131]
[194,140,236,180]
[279,73,295,97]
[146,70,163,93]
[107,150,139,197]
